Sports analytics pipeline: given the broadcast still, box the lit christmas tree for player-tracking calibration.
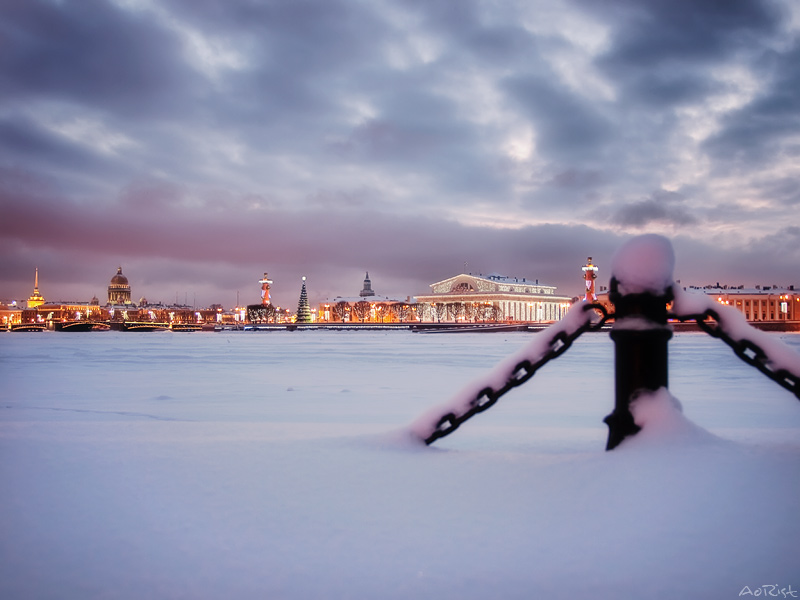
[296,277,312,323]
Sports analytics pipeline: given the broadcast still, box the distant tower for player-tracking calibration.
[296,277,312,323]
[108,267,132,305]
[359,271,376,297]
[582,257,598,301]
[259,273,273,306]
[26,268,46,308]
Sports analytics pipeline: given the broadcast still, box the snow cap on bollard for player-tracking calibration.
[606,234,675,450]
[610,234,675,296]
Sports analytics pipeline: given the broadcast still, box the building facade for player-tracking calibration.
[694,286,798,322]
[595,285,799,324]
[0,302,23,327]
[414,273,573,323]
[107,267,132,305]
[319,272,412,322]
[38,300,106,323]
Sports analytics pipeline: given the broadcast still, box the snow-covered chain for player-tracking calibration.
[670,286,800,397]
[409,302,607,444]
[410,233,800,446]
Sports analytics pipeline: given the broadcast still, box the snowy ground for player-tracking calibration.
[1,329,799,600]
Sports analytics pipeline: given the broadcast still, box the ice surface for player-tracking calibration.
[1,330,799,600]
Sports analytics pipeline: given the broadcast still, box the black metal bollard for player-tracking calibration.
[604,277,673,450]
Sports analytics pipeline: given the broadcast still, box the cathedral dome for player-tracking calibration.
[110,267,129,287]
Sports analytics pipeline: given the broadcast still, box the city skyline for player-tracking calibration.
[6,265,574,310]
[6,261,797,316]
[2,0,799,309]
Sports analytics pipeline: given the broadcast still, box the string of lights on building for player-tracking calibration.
[1,261,798,330]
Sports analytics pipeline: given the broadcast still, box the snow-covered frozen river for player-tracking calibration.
[2,329,799,599]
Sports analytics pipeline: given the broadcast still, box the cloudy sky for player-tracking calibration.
[2,0,799,309]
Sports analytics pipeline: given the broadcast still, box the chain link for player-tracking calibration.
[424,303,611,445]
[424,304,798,446]
[671,309,800,401]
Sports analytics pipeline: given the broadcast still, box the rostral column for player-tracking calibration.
[259,273,272,305]
[582,257,598,301]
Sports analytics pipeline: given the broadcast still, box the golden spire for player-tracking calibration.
[27,267,46,308]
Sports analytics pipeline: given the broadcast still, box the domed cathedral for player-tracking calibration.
[107,267,132,305]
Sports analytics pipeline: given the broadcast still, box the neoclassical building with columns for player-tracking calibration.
[414,273,573,323]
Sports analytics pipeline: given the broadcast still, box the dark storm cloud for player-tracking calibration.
[614,200,697,228]
[754,177,800,207]
[163,0,392,112]
[584,0,786,121]
[590,0,782,66]
[574,0,791,188]
[587,2,722,107]
[613,190,698,228]
[0,0,199,116]
[547,169,605,190]
[703,41,800,168]
[671,226,800,289]
[0,116,79,164]
[620,71,722,108]
[399,0,538,65]
[154,0,510,202]
[0,114,121,178]
[331,90,466,163]
[166,0,384,48]
[503,74,613,161]
[586,0,785,91]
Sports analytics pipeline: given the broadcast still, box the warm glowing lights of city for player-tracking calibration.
[2,263,798,331]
